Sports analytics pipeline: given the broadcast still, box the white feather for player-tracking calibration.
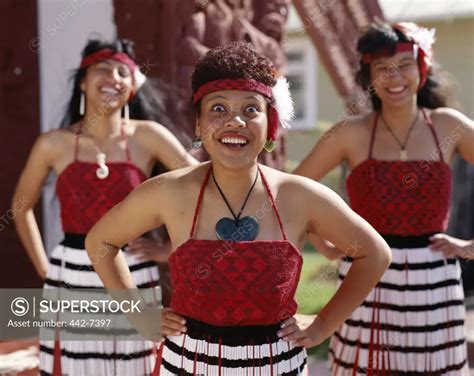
[271,76,294,129]
[134,68,147,89]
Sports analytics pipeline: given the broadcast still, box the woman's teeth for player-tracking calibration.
[220,137,248,146]
[387,86,406,94]
[100,87,120,96]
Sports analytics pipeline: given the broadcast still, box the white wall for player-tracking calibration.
[37,0,116,252]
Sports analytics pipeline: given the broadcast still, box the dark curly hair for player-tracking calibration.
[356,21,455,110]
[191,41,277,109]
[60,38,170,128]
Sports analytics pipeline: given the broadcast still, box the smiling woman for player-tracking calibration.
[85,41,392,375]
[294,21,474,375]
[11,38,198,376]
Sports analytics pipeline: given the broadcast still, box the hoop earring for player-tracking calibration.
[79,92,85,116]
[192,136,202,149]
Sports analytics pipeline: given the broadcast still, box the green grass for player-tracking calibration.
[296,243,338,359]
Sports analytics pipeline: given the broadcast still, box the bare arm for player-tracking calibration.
[293,121,353,259]
[12,133,58,279]
[140,121,199,170]
[293,121,349,181]
[307,233,345,260]
[430,234,474,259]
[450,109,474,163]
[282,180,391,347]
[84,176,187,339]
[85,177,166,289]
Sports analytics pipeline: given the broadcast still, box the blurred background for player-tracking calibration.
[0,0,472,374]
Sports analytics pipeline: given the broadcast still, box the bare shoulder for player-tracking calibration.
[34,126,78,160]
[143,161,210,198]
[260,165,341,205]
[324,113,373,147]
[127,119,169,139]
[429,107,472,129]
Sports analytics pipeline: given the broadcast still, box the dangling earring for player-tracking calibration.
[264,139,276,152]
[192,136,202,149]
[123,103,130,124]
[79,92,85,116]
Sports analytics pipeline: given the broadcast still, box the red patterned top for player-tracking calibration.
[56,127,146,234]
[169,166,303,326]
[346,109,451,236]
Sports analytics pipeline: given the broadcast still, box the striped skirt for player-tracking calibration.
[40,233,161,376]
[329,243,468,375]
[155,317,308,375]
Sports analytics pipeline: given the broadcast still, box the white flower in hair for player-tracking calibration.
[134,67,147,89]
[411,27,436,56]
[397,22,436,57]
[272,76,294,129]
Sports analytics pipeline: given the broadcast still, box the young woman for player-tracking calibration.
[294,21,474,375]
[85,41,392,375]
[12,38,198,375]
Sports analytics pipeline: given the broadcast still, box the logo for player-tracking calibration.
[11,297,30,317]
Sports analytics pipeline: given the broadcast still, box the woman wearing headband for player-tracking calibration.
[12,38,198,375]
[85,41,391,375]
[295,21,474,374]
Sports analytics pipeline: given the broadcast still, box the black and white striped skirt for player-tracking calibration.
[40,233,161,376]
[329,238,468,375]
[155,317,308,375]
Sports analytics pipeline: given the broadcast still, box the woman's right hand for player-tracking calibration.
[161,308,187,336]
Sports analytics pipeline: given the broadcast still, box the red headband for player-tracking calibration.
[193,79,280,141]
[361,23,434,90]
[362,42,415,64]
[80,48,138,100]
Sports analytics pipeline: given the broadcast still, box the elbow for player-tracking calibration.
[378,243,392,270]
[84,230,98,260]
[11,195,30,224]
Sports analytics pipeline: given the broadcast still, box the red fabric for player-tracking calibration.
[192,79,280,141]
[346,111,451,236]
[80,49,137,72]
[56,161,146,234]
[52,339,61,376]
[169,166,302,326]
[362,42,415,64]
[192,79,273,104]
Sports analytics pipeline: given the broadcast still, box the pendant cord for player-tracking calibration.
[212,167,259,224]
[380,109,419,151]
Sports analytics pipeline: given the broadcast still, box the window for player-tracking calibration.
[285,38,317,130]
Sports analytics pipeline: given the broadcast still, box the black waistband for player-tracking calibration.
[60,233,86,249]
[182,316,281,345]
[381,233,435,248]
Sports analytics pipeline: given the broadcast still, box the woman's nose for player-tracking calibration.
[224,111,246,128]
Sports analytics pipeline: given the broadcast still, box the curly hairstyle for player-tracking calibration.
[60,38,169,128]
[356,21,456,110]
[191,41,277,111]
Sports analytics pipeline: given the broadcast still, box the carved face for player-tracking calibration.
[253,0,290,41]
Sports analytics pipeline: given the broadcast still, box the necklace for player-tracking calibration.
[212,167,260,241]
[93,145,109,179]
[380,110,420,161]
[79,128,110,179]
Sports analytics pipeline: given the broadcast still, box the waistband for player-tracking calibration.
[181,316,282,345]
[60,233,86,249]
[381,233,436,248]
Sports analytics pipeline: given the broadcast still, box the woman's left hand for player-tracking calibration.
[430,233,474,259]
[277,314,323,348]
[125,237,172,263]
